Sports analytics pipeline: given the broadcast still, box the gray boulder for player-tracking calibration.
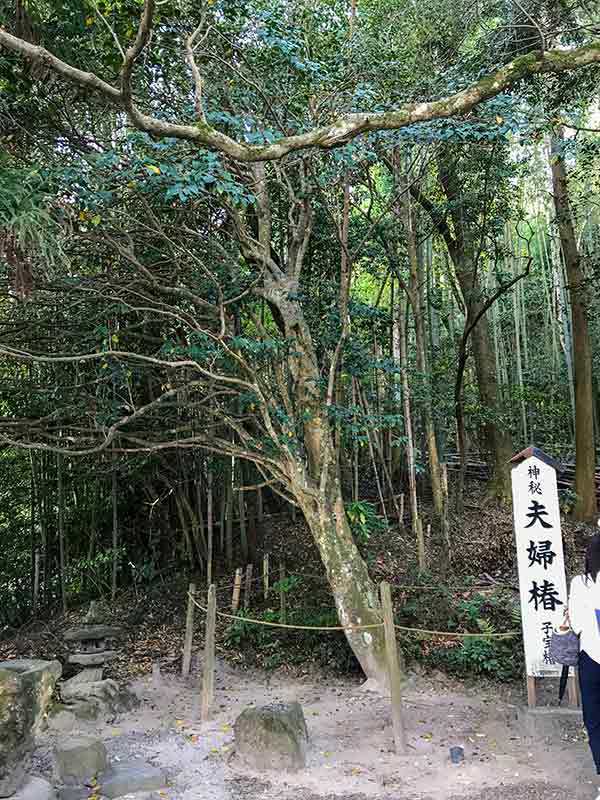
[0,659,62,797]
[234,702,308,772]
[54,737,108,786]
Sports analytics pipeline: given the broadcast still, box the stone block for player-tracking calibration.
[54,737,108,786]
[61,679,138,716]
[97,763,166,799]
[234,702,308,772]
[0,659,62,797]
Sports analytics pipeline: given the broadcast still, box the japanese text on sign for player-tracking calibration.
[511,453,568,678]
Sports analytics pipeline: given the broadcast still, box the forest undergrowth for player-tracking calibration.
[1,483,593,687]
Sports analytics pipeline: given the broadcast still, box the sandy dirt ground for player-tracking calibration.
[33,661,599,800]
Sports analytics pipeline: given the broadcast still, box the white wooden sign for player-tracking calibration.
[511,447,567,678]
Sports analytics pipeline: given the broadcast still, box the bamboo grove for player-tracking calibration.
[0,0,599,683]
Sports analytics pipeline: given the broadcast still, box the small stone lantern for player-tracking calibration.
[64,602,121,679]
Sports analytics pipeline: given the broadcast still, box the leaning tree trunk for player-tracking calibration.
[287,329,392,686]
[550,133,597,521]
[292,428,391,686]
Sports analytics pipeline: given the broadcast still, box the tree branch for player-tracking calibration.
[1,22,598,161]
[121,0,155,113]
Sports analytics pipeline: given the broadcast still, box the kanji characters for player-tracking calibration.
[529,579,563,612]
[527,540,556,570]
[525,499,553,529]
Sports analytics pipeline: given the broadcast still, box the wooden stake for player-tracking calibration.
[263,553,269,600]
[200,584,217,722]
[231,567,243,613]
[182,582,196,677]
[568,669,580,707]
[380,581,406,754]
[244,564,253,609]
[279,562,287,624]
[526,675,537,708]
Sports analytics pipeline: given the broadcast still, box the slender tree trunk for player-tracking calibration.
[550,133,597,521]
[238,462,248,562]
[207,464,214,586]
[402,183,448,545]
[226,462,234,567]
[398,295,424,569]
[111,461,118,601]
[57,453,67,613]
[29,452,36,610]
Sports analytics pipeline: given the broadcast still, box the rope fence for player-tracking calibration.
[188,593,385,631]
[188,592,519,639]
[184,565,523,756]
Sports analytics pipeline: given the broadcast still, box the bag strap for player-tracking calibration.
[558,664,569,704]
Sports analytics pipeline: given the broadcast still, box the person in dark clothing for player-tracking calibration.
[569,534,600,792]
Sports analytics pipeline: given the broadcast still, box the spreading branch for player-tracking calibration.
[0,14,598,161]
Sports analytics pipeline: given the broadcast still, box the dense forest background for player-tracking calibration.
[0,0,599,681]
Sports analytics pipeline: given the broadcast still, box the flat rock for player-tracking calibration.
[54,737,108,786]
[234,702,308,772]
[68,653,117,667]
[12,778,56,800]
[0,659,62,798]
[98,763,166,799]
[64,626,121,642]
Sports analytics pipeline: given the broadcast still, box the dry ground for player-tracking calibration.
[31,659,598,800]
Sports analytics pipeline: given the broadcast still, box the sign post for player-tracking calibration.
[510,446,576,708]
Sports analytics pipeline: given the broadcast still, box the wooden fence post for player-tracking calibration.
[263,553,269,600]
[244,564,253,609]
[231,567,243,613]
[279,562,287,624]
[380,581,406,754]
[568,667,581,707]
[181,582,196,677]
[200,584,217,722]
[527,675,537,708]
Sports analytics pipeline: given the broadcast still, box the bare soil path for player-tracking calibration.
[30,660,599,800]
